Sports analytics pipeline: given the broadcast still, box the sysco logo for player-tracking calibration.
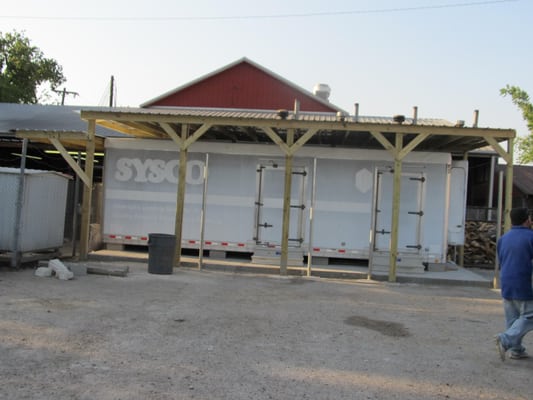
[114,158,205,185]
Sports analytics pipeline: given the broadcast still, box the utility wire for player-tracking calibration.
[0,0,518,22]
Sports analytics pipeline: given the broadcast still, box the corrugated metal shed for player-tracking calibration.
[0,167,71,252]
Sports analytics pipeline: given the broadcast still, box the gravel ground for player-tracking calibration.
[0,261,531,400]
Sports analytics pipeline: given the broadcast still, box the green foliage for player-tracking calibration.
[500,85,533,164]
[0,30,65,104]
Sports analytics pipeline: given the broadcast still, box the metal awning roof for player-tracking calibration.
[79,106,515,155]
[1,103,126,152]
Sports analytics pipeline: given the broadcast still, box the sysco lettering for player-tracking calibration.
[115,158,204,185]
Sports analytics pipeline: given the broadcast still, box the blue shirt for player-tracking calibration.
[497,225,533,300]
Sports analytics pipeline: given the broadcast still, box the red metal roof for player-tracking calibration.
[141,58,341,113]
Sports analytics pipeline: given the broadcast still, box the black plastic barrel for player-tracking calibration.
[148,233,176,274]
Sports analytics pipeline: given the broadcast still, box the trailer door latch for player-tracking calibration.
[408,211,424,216]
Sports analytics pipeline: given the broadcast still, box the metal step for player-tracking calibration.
[251,246,304,266]
[370,252,425,274]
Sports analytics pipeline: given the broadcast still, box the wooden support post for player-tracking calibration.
[79,120,95,260]
[306,158,318,277]
[11,139,28,268]
[503,138,514,232]
[458,151,469,268]
[198,153,209,269]
[280,129,295,275]
[494,170,504,289]
[388,134,403,282]
[173,124,188,267]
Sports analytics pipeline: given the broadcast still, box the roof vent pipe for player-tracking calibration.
[313,83,331,101]
[413,106,418,125]
[294,99,300,117]
[473,109,479,128]
[354,103,359,122]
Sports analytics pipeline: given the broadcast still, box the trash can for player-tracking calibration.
[148,233,176,274]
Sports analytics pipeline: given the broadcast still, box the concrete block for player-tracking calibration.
[48,259,74,280]
[427,263,446,272]
[66,263,87,276]
[35,267,53,277]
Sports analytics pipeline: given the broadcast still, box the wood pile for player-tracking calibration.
[463,221,498,266]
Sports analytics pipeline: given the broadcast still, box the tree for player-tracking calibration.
[500,85,533,164]
[0,30,65,104]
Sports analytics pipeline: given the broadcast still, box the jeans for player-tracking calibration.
[499,299,533,354]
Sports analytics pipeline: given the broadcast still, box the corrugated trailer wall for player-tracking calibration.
[103,138,454,263]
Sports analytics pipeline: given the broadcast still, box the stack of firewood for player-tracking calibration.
[463,221,498,266]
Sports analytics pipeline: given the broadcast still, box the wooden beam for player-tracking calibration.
[183,124,212,149]
[81,109,515,139]
[160,123,182,146]
[369,130,395,153]
[173,124,188,267]
[398,133,430,160]
[49,138,91,187]
[485,136,512,164]
[16,130,104,151]
[121,121,167,137]
[288,128,319,156]
[389,134,403,282]
[96,119,162,138]
[61,137,105,151]
[261,127,290,155]
[280,129,295,275]
[504,138,514,232]
[16,130,88,140]
[79,120,96,261]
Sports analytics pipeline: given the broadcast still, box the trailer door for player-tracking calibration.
[374,170,425,252]
[448,160,468,245]
[254,162,306,247]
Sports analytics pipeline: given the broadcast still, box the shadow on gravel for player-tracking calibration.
[344,315,410,337]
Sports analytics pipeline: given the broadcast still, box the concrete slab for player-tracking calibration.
[85,248,494,288]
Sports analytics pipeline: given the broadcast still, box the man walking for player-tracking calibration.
[495,207,533,361]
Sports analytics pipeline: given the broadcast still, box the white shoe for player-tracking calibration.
[510,351,529,360]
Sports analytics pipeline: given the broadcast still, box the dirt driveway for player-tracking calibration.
[0,261,531,400]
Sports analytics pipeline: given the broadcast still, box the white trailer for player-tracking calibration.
[102,138,466,269]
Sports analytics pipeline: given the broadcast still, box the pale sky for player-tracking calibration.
[1,0,531,136]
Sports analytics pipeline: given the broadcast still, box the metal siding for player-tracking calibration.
[0,169,69,252]
[151,63,337,112]
[20,174,69,251]
[0,172,20,250]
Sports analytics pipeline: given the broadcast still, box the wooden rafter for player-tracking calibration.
[15,130,105,152]
[96,119,164,138]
